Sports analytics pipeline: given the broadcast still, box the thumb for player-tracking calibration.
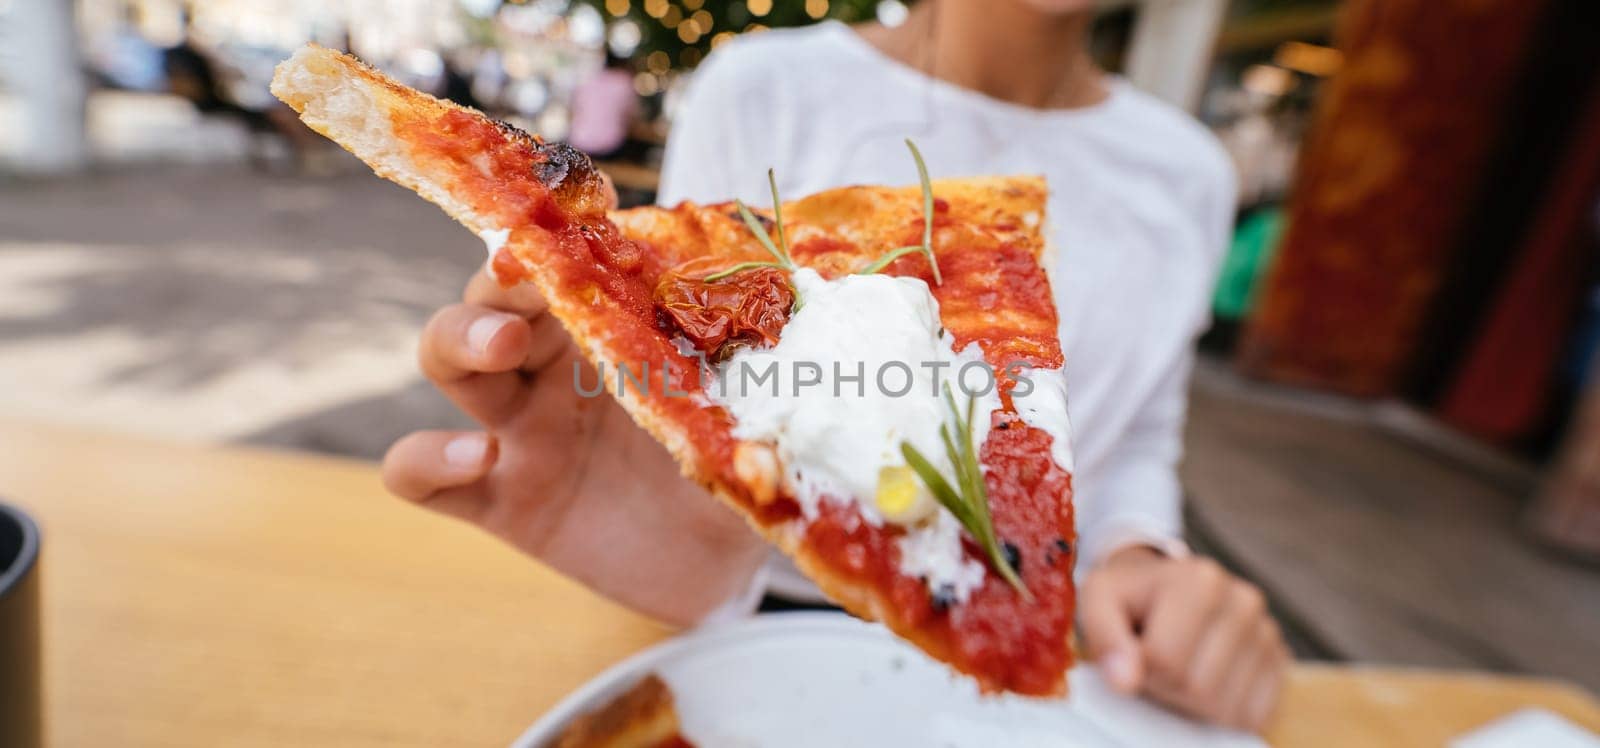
[1080,570,1155,694]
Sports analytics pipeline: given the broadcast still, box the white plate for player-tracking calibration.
[512,612,1265,748]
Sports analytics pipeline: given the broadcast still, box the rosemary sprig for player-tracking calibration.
[765,167,792,266]
[858,139,944,285]
[856,244,924,275]
[703,260,789,282]
[732,168,795,270]
[735,200,788,268]
[908,139,942,285]
[900,385,1030,599]
[703,169,804,312]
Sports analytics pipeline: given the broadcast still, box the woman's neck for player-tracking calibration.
[858,1,1106,110]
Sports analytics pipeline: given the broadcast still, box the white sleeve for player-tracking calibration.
[1074,354,1194,577]
[1075,145,1236,575]
[657,51,752,206]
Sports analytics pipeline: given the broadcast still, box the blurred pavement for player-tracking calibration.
[1,91,257,167]
[0,164,477,454]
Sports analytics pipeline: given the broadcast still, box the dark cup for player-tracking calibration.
[0,501,41,748]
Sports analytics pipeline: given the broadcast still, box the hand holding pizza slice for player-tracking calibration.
[274,44,1079,696]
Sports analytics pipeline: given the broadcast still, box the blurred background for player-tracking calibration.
[1,0,1597,695]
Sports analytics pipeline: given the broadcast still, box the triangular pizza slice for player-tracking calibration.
[272,45,1078,695]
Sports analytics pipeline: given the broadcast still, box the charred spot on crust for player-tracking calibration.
[491,116,538,147]
[534,141,586,187]
[532,140,607,215]
[483,115,602,211]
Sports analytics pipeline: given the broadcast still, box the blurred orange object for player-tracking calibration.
[1240,0,1550,396]
[1434,87,1600,443]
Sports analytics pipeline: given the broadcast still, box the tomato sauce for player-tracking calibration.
[789,235,860,264]
[803,411,1075,695]
[793,202,1075,695]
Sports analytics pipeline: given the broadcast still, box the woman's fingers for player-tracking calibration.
[381,430,497,522]
[521,310,574,374]
[419,303,532,380]
[1183,582,1268,712]
[1211,618,1274,727]
[1078,557,1162,694]
[1141,558,1231,696]
[463,270,575,373]
[1241,641,1288,729]
[465,267,551,315]
[418,303,534,425]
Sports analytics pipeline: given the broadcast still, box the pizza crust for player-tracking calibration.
[272,46,494,237]
[553,674,686,748]
[271,44,712,490]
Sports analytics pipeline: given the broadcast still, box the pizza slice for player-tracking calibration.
[554,674,694,748]
[272,45,1079,696]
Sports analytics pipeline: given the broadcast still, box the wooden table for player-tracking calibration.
[3,419,1597,747]
[1180,374,1600,687]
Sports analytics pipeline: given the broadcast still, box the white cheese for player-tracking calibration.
[896,509,987,599]
[478,227,511,281]
[1011,366,1075,472]
[708,268,998,601]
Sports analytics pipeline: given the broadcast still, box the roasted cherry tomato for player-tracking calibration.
[653,259,794,359]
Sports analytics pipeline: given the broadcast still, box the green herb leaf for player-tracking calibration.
[856,140,944,284]
[906,139,943,286]
[900,385,1030,600]
[701,260,790,282]
[766,168,792,266]
[901,442,973,527]
[735,199,789,268]
[856,245,925,275]
[712,169,799,290]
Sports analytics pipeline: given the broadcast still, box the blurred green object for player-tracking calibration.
[1213,206,1285,320]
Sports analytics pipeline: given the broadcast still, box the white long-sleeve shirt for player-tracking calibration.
[661,23,1234,606]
